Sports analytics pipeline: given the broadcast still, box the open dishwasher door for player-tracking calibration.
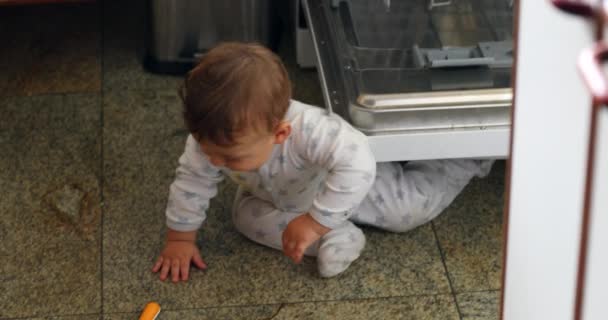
[302,0,514,161]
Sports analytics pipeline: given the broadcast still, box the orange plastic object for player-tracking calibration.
[139,302,161,320]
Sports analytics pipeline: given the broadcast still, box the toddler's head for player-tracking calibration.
[180,42,292,171]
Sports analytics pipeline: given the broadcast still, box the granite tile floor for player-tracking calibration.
[0,1,505,319]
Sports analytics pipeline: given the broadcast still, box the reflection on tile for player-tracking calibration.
[101,89,450,313]
[275,295,459,320]
[433,161,505,292]
[457,291,500,320]
[102,0,182,91]
[0,4,101,97]
[0,94,101,318]
[103,305,277,320]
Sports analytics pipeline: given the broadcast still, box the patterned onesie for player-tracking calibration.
[166,100,493,277]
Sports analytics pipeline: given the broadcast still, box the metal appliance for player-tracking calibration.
[145,0,281,74]
[300,0,515,161]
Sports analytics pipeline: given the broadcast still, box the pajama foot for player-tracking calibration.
[317,222,366,278]
[472,159,495,178]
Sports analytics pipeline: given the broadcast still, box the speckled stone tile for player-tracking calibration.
[103,295,458,320]
[433,161,506,292]
[0,4,101,97]
[102,211,449,313]
[102,0,182,91]
[30,315,101,320]
[0,94,102,318]
[101,89,450,313]
[274,295,459,320]
[457,291,500,320]
[103,305,277,320]
[101,89,186,295]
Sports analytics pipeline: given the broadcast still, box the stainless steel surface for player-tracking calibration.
[357,88,512,110]
[148,0,278,64]
[303,0,514,135]
[335,0,514,89]
[428,0,452,11]
[302,0,333,114]
[349,101,510,133]
[353,89,512,134]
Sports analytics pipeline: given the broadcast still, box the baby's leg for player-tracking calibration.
[352,159,494,233]
[231,188,318,255]
[232,187,365,277]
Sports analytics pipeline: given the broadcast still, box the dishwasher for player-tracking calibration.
[300,0,514,161]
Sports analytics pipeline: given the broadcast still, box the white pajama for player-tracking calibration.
[352,159,494,232]
[166,99,493,277]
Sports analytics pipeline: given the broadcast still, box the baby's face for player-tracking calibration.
[198,122,290,172]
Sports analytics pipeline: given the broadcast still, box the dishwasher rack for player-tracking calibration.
[301,0,514,161]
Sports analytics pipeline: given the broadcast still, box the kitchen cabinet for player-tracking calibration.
[503,1,608,319]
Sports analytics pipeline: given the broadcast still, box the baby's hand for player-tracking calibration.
[152,240,207,282]
[282,213,331,264]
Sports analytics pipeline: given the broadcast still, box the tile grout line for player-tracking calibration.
[0,312,103,320]
[431,221,464,320]
[454,288,501,295]
[0,87,182,100]
[0,90,103,99]
[98,0,106,318]
[100,291,458,316]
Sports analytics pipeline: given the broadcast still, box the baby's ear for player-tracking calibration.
[274,121,291,144]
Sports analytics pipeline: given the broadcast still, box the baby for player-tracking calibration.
[152,42,493,282]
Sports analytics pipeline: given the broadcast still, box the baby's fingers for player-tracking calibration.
[293,245,305,264]
[171,260,181,283]
[152,256,163,273]
[180,259,190,281]
[283,241,296,260]
[192,251,207,270]
[159,260,171,281]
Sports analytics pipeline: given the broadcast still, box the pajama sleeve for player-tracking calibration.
[165,135,224,232]
[292,109,377,229]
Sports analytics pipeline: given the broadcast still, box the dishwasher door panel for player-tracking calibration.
[302,0,514,161]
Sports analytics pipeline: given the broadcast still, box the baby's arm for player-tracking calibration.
[283,109,376,262]
[152,135,223,282]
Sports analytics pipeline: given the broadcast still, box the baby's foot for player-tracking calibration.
[317,222,366,278]
[443,159,495,179]
[473,159,495,178]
